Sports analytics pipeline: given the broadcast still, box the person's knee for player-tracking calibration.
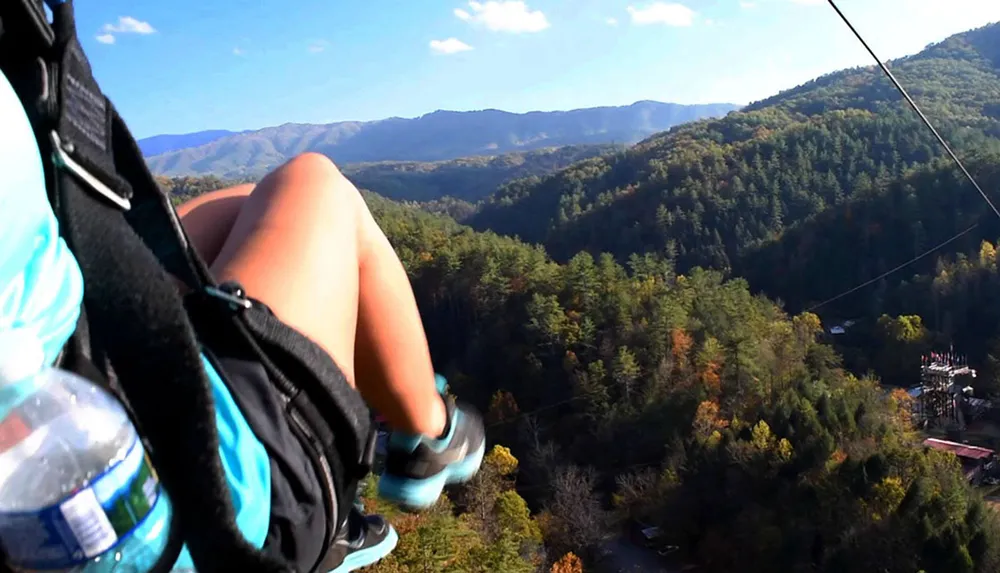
[282,152,342,179]
[276,152,364,208]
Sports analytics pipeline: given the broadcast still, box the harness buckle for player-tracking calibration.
[50,131,131,211]
[204,281,253,311]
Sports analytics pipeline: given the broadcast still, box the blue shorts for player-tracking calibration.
[170,354,272,569]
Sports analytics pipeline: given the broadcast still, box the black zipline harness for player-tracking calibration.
[0,1,378,571]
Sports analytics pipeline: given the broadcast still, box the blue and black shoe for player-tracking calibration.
[377,375,486,511]
[327,507,399,573]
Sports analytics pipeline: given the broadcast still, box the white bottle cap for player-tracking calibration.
[0,328,46,384]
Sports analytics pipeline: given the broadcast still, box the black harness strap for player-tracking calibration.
[116,109,212,291]
[3,3,377,571]
[1,2,292,571]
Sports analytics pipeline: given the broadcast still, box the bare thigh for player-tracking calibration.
[176,183,255,265]
[179,154,362,383]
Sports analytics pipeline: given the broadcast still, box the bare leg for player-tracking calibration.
[176,183,255,264]
[176,153,446,437]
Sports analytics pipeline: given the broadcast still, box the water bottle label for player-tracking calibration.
[0,435,161,570]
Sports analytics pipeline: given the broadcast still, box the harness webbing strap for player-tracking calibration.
[29,3,291,571]
[4,3,377,571]
[116,106,212,291]
[51,3,210,290]
[57,161,284,573]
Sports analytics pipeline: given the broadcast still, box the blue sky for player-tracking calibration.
[75,0,1000,139]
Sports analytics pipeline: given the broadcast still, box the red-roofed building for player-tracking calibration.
[924,438,994,460]
[923,438,995,483]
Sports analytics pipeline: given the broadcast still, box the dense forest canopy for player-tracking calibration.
[365,193,1000,573]
[158,170,1000,571]
[737,154,1000,316]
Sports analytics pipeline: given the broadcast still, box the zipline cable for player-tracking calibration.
[804,1,1000,313]
[804,222,979,313]
[826,0,1000,220]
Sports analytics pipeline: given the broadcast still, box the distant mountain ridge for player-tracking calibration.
[142,101,740,178]
[138,130,242,156]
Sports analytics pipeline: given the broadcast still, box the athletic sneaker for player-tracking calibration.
[377,375,486,511]
[327,507,399,573]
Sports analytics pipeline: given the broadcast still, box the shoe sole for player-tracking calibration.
[327,525,400,573]
[378,441,486,511]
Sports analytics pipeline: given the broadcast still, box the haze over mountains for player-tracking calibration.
[141,101,739,179]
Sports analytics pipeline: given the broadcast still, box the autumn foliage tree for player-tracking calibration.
[486,390,521,426]
[549,552,583,573]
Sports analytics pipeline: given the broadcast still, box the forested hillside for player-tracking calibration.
[846,231,1000,393]
[364,192,1000,573]
[735,153,1000,305]
[342,144,619,204]
[468,23,1000,280]
[160,174,1000,571]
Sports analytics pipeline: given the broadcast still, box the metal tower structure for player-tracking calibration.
[915,351,976,430]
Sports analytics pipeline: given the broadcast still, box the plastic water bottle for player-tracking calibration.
[0,329,173,572]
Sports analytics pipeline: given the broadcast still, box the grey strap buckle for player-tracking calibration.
[50,131,131,211]
[204,285,253,311]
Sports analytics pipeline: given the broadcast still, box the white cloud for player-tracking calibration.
[97,16,155,45]
[739,1,757,8]
[430,37,474,54]
[606,17,619,26]
[233,47,245,56]
[788,0,822,4]
[453,1,550,33]
[102,16,156,35]
[627,3,696,26]
[308,40,329,53]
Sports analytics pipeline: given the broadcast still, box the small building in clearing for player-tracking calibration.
[923,438,995,483]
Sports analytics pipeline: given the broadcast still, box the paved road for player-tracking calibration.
[598,538,682,573]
